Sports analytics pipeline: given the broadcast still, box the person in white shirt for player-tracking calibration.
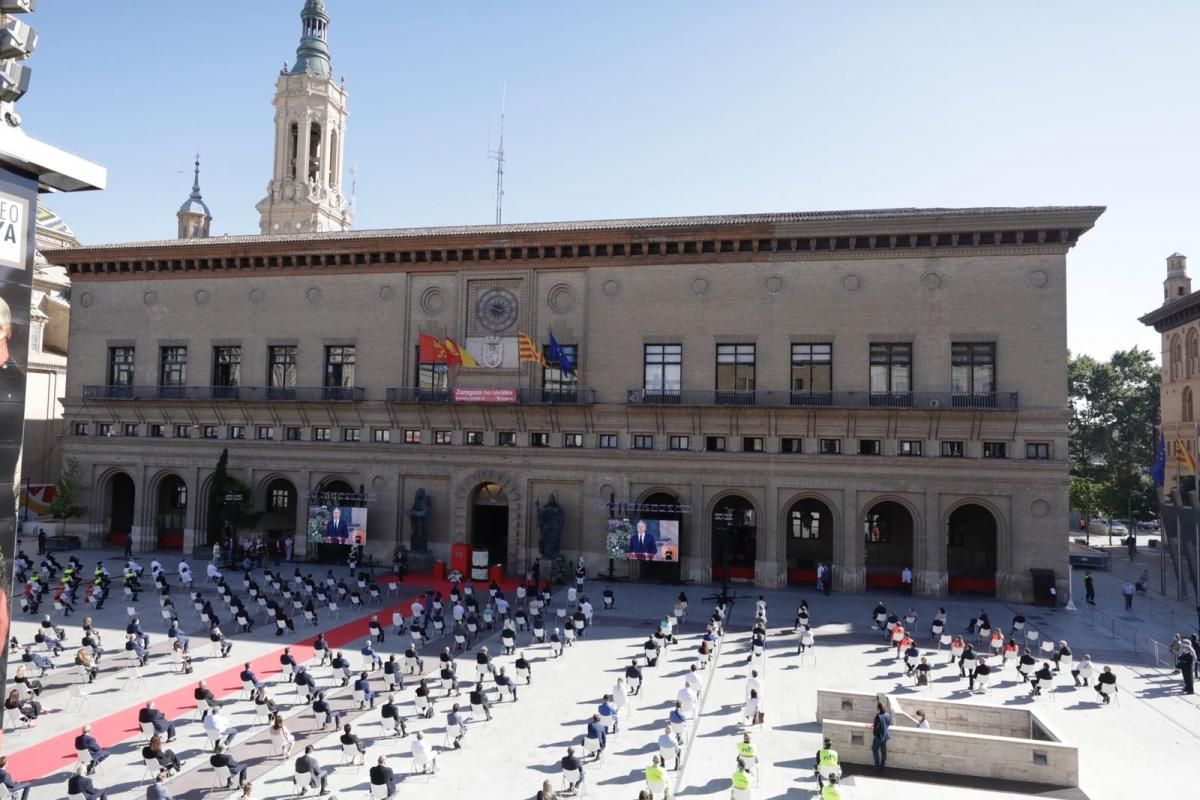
[612,678,629,715]
[684,664,702,695]
[676,684,697,714]
[915,710,929,729]
[744,669,762,702]
[178,561,190,578]
[452,603,465,623]
[206,562,222,581]
[203,707,237,747]
[657,725,680,769]
[743,689,761,725]
[150,560,163,577]
[580,598,594,625]
[410,731,434,774]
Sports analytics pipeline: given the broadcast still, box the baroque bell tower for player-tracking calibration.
[256,0,353,234]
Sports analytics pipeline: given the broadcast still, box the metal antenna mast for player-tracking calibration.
[489,84,506,225]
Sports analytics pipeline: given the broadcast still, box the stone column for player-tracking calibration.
[757,484,783,588]
[917,489,946,596]
[838,490,864,593]
[181,465,202,556]
[688,480,708,584]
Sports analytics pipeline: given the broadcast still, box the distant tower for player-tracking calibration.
[1165,253,1190,303]
[256,0,353,235]
[177,155,211,240]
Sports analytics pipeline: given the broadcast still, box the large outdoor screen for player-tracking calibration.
[606,518,680,562]
[308,505,368,545]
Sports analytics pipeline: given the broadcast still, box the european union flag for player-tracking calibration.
[1151,432,1166,488]
[548,330,574,375]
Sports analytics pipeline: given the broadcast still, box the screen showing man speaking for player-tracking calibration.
[308,505,368,545]
[606,518,679,562]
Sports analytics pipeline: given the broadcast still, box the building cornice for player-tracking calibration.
[1139,290,1200,332]
[44,206,1104,281]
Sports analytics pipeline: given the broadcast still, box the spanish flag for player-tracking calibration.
[518,332,547,366]
[1174,440,1197,475]
[443,337,479,367]
[418,333,448,364]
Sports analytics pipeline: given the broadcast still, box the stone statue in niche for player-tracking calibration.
[536,491,565,559]
[406,488,432,552]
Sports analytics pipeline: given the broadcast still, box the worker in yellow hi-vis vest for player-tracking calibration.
[731,757,752,795]
[821,773,843,799]
[736,731,757,767]
[814,736,841,787]
[645,754,667,797]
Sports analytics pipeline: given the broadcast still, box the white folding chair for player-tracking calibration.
[142,756,160,781]
[562,767,587,795]
[387,581,399,599]
[3,709,27,732]
[76,748,104,774]
[353,689,366,709]
[293,774,314,796]
[369,783,390,800]
[414,694,432,718]
[1040,640,1055,657]
[1100,683,1120,706]
[341,742,365,765]
[327,602,340,618]
[65,682,90,712]
[241,680,255,700]
[410,748,437,775]
[583,736,602,761]
[140,721,157,741]
[210,765,232,789]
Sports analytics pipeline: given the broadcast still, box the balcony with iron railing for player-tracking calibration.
[625,389,1019,410]
[386,387,597,405]
[82,385,366,402]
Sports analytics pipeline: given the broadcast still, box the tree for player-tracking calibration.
[1068,348,1161,523]
[205,450,259,545]
[49,457,87,520]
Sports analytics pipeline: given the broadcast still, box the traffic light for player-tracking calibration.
[0,0,36,118]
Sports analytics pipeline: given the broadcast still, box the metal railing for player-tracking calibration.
[83,385,366,402]
[386,387,597,405]
[625,389,1019,410]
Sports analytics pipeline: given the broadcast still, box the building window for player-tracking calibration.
[229,425,245,440]
[97,422,112,437]
[159,346,188,394]
[564,433,583,448]
[123,423,138,437]
[669,435,690,451]
[497,431,516,446]
[212,346,241,394]
[72,422,88,436]
[898,440,922,456]
[372,428,391,443]
[435,430,453,445]
[343,427,361,442]
[781,437,803,454]
[1185,387,1195,423]
[644,344,682,398]
[419,361,449,396]
[791,343,832,394]
[542,343,579,396]
[149,424,165,438]
[256,425,274,441]
[271,488,291,512]
[952,342,996,395]
[743,436,764,453]
[1170,334,1183,382]
[107,346,135,390]
[313,426,330,442]
[983,441,1007,458]
[29,321,42,355]
[268,346,298,396]
[869,343,911,394]
[791,508,822,539]
[716,344,755,392]
[324,345,356,398]
[403,429,421,444]
[285,426,301,441]
[819,438,841,455]
[202,425,218,439]
[1187,330,1200,378]
[706,436,727,453]
[598,434,618,449]
[530,432,551,447]
[1026,442,1051,459]
[633,434,654,450]
[465,431,484,446]
[859,439,881,456]
[941,440,965,457]
[174,424,191,438]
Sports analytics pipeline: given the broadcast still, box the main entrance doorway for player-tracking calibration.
[785,497,834,585]
[711,494,757,581]
[471,483,509,568]
[863,500,914,589]
[947,503,998,595]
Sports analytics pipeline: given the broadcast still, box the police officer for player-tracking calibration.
[822,772,843,800]
[645,754,666,792]
[736,732,756,768]
[731,757,752,794]
[814,737,839,788]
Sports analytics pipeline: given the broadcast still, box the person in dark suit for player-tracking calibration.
[193,681,216,717]
[625,520,658,559]
[209,743,247,789]
[74,725,108,774]
[311,692,343,730]
[380,695,406,735]
[0,755,31,800]
[294,745,328,794]
[146,771,172,800]
[138,701,176,742]
[871,702,891,770]
[239,664,263,691]
[352,672,376,709]
[625,658,643,694]
[585,713,606,755]
[368,755,396,796]
[66,765,107,800]
[325,508,350,543]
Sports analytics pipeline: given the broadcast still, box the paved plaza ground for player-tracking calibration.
[2,537,1197,800]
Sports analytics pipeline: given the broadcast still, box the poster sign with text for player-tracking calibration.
[453,387,517,403]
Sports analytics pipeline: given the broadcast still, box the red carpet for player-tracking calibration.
[3,572,528,781]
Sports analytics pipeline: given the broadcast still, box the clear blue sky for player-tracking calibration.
[20,1,1200,360]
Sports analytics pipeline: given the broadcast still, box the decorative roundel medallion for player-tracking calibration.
[194,289,210,305]
[249,288,265,304]
[379,285,395,301]
[602,280,621,297]
[547,283,577,314]
[79,292,94,308]
[765,275,784,294]
[691,277,709,296]
[420,286,446,316]
[475,287,519,333]
[143,291,157,306]
[842,274,862,291]
[1026,270,1049,289]
[921,271,943,291]
[1030,499,1051,518]
[306,287,322,304]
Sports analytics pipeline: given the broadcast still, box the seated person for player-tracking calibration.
[1094,665,1118,703]
[368,756,396,796]
[294,745,328,794]
[561,746,584,792]
[469,682,493,721]
[142,735,181,775]
[1030,662,1054,696]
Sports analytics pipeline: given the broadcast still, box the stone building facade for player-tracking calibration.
[45,205,1102,601]
[1140,253,1195,492]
